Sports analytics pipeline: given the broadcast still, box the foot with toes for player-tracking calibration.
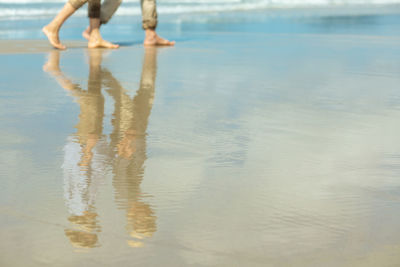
[88,29,119,49]
[144,30,175,46]
[42,25,66,50]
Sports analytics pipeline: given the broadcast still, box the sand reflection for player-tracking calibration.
[44,50,108,248]
[105,48,158,247]
[44,48,158,249]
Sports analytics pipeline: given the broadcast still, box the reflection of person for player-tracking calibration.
[82,0,175,46]
[105,48,158,247]
[44,50,108,248]
[43,0,119,50]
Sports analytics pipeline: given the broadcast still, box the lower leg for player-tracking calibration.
[85,25,176,47]
[82,26,93,40]
[42,2,76,49]
[83,0,122,40]
[141,0,174,46]
[88,18,119,49]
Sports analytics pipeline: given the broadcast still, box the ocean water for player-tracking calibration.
[1,0,400,41]
[2,1,400,267]
[0,0,400,43]
[1,32,400,266]
[1,0,400,20]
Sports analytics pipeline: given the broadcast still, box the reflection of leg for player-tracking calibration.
[140,47,157,93]
[117,130,136,158]
[87,0,119,49]
[43,50,77,91]
[102,69,124,153]
[134,47,157,115]
[102,64,137,159]
[43,50,61,73]
[79,135,99,167]
[65,211,100,248]
[107,50,158,247]
[117,48,157,158]
[65,229,99,248]
[126,201,157,248]
[79,49,105,162]
[87,49,105,96]
[42,2,77,50]
[141,0,175,46]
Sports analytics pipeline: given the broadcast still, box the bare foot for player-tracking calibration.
[82,26,91,41]
[88,38,119,49]
[88,29,119,49]
[144,30,175,46]
[42,25,66,50]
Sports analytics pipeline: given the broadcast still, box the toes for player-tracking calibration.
[54,43,66,50]
[160,40,175,46]
[104,42,119,49]
[109,43,119,49]
[144,39,175,46]
[43,32,66,49]
[88,40,119,49]
[50,40,66,50]
[157,38,175,46]
[55,43,66,50]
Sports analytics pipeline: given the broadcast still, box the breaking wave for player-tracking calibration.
[0,0,400,20]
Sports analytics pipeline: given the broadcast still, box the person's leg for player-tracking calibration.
[88,19,119,48]
[141,0,175,46]
[84,0,175,46]
[42,0,85,49]
[83,0,123,40]
[87,0,119,48]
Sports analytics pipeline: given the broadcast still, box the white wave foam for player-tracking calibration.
[0,0,240,3]
[1,0,400,20]
[1,0,400,4]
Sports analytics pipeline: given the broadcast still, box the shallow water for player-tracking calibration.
[1,32,400,266]
[2,6,400,40]
[1,0,400,21]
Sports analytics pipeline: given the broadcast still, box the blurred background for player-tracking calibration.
[1,0,400,41]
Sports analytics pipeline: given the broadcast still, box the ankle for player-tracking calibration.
[44,23,58,32]
[90,28,100,37]
[89,29,102,42]
[145,29,156,38]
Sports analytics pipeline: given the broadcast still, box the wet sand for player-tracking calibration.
[1,32,400,266]
[0,40,88,54]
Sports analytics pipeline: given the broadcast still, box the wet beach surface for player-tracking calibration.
[1,29,400,266]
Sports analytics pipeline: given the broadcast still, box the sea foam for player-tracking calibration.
[0,0,399,20]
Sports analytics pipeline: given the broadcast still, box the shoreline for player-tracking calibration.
[0,40,87,54]
[2,31,400,55]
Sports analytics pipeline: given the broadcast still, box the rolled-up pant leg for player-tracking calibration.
[99,0,158,29]
[88,0,101,18]
[141,0,157,30]
[100,0,122,24]
[68,0,100,18]
[68,0,87,9]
